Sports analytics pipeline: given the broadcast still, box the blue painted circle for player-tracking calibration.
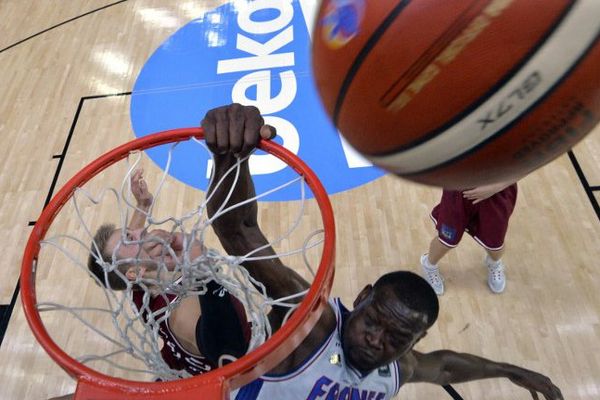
[130,1,383,201]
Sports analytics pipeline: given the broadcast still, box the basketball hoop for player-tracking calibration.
[21,128,335,399]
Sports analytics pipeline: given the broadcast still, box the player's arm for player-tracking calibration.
[403,350,563,400]
[203,104,309,302]
[462,180,515,204]
[128,168,153,229]
[201,104,336,371]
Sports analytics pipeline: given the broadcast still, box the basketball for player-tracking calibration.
[312,0,600,188]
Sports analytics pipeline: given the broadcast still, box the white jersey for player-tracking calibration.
[232,298,402,400]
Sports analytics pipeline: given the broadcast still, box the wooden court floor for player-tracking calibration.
[0,1,599,399]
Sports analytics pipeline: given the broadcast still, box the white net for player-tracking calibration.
[33,137,326,382]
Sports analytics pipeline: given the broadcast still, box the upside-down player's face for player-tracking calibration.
[106,228,146,261]
[342,286,429,374]
[105,228,183,272]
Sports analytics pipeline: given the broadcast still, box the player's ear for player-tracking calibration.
[125,266,145,281]
[353,284,373,308]
[125,267,136,281]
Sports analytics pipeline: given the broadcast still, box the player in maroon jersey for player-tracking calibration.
[85,168,249,376]
[421,182,518,295]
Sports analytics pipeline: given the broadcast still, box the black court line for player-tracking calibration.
[84,92,133,100]
[42,92,131,206]
[568,150,600,222]
[0,292,19,348]
[0,305,9,344]
[0,0,128,54]
[443,384,465,400]
[0,91,131,348]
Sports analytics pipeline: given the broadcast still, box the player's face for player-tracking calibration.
[106,228,184,273]
[342,286,429,374]
[106,228,146,261]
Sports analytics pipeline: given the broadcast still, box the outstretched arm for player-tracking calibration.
[203,104,310,315]
[128,168,153,229]
[200,104,336,372]
[405,350,563,400]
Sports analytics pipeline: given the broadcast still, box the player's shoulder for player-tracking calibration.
[269,301,337,374]
[297,299,337,351]
[396,351,418,386]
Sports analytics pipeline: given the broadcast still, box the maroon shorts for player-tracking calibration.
[430,184,517,250]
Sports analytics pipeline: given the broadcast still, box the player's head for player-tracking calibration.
[342,271,439,373]
[87,223,153,291]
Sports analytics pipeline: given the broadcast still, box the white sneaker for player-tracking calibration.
[421,254,444,296]
[485,256,506,293]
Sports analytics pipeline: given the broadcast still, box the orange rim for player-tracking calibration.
[21,127,336,398]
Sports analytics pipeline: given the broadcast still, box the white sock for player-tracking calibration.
[486,256,501,267]
[423,254,438,270]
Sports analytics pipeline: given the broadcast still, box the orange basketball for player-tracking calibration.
[312,0,600,189]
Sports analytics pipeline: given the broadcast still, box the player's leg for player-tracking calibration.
[471,184,517,294]
[422,190,468,296]
[485,247,505,262]
[480,247,507,294]
[421,237,453,296]
[426,236,453,265]
[483,247,507,293]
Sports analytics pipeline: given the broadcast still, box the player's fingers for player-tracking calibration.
[142,241,159,257]
[214,106,230,155]
[551,386,564,400]
[202,109,218,154]
[146,246,164,259]
[150,229,170,239]
[138,182,149,198]
[132,169,141,181]
[240,106,263,157]
[170,233,184,251]
[227,103,245,156]
[131,176,141,193]
[143,233,169,257]
[142,231,162,250]
[529,389,539,400]
[543,392,554,400]
[260,124,276,140]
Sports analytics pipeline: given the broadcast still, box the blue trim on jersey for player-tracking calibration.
[393,360,402,395]
[336,299,368,380]
[234,379,264,400]
[335,298,348,332]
